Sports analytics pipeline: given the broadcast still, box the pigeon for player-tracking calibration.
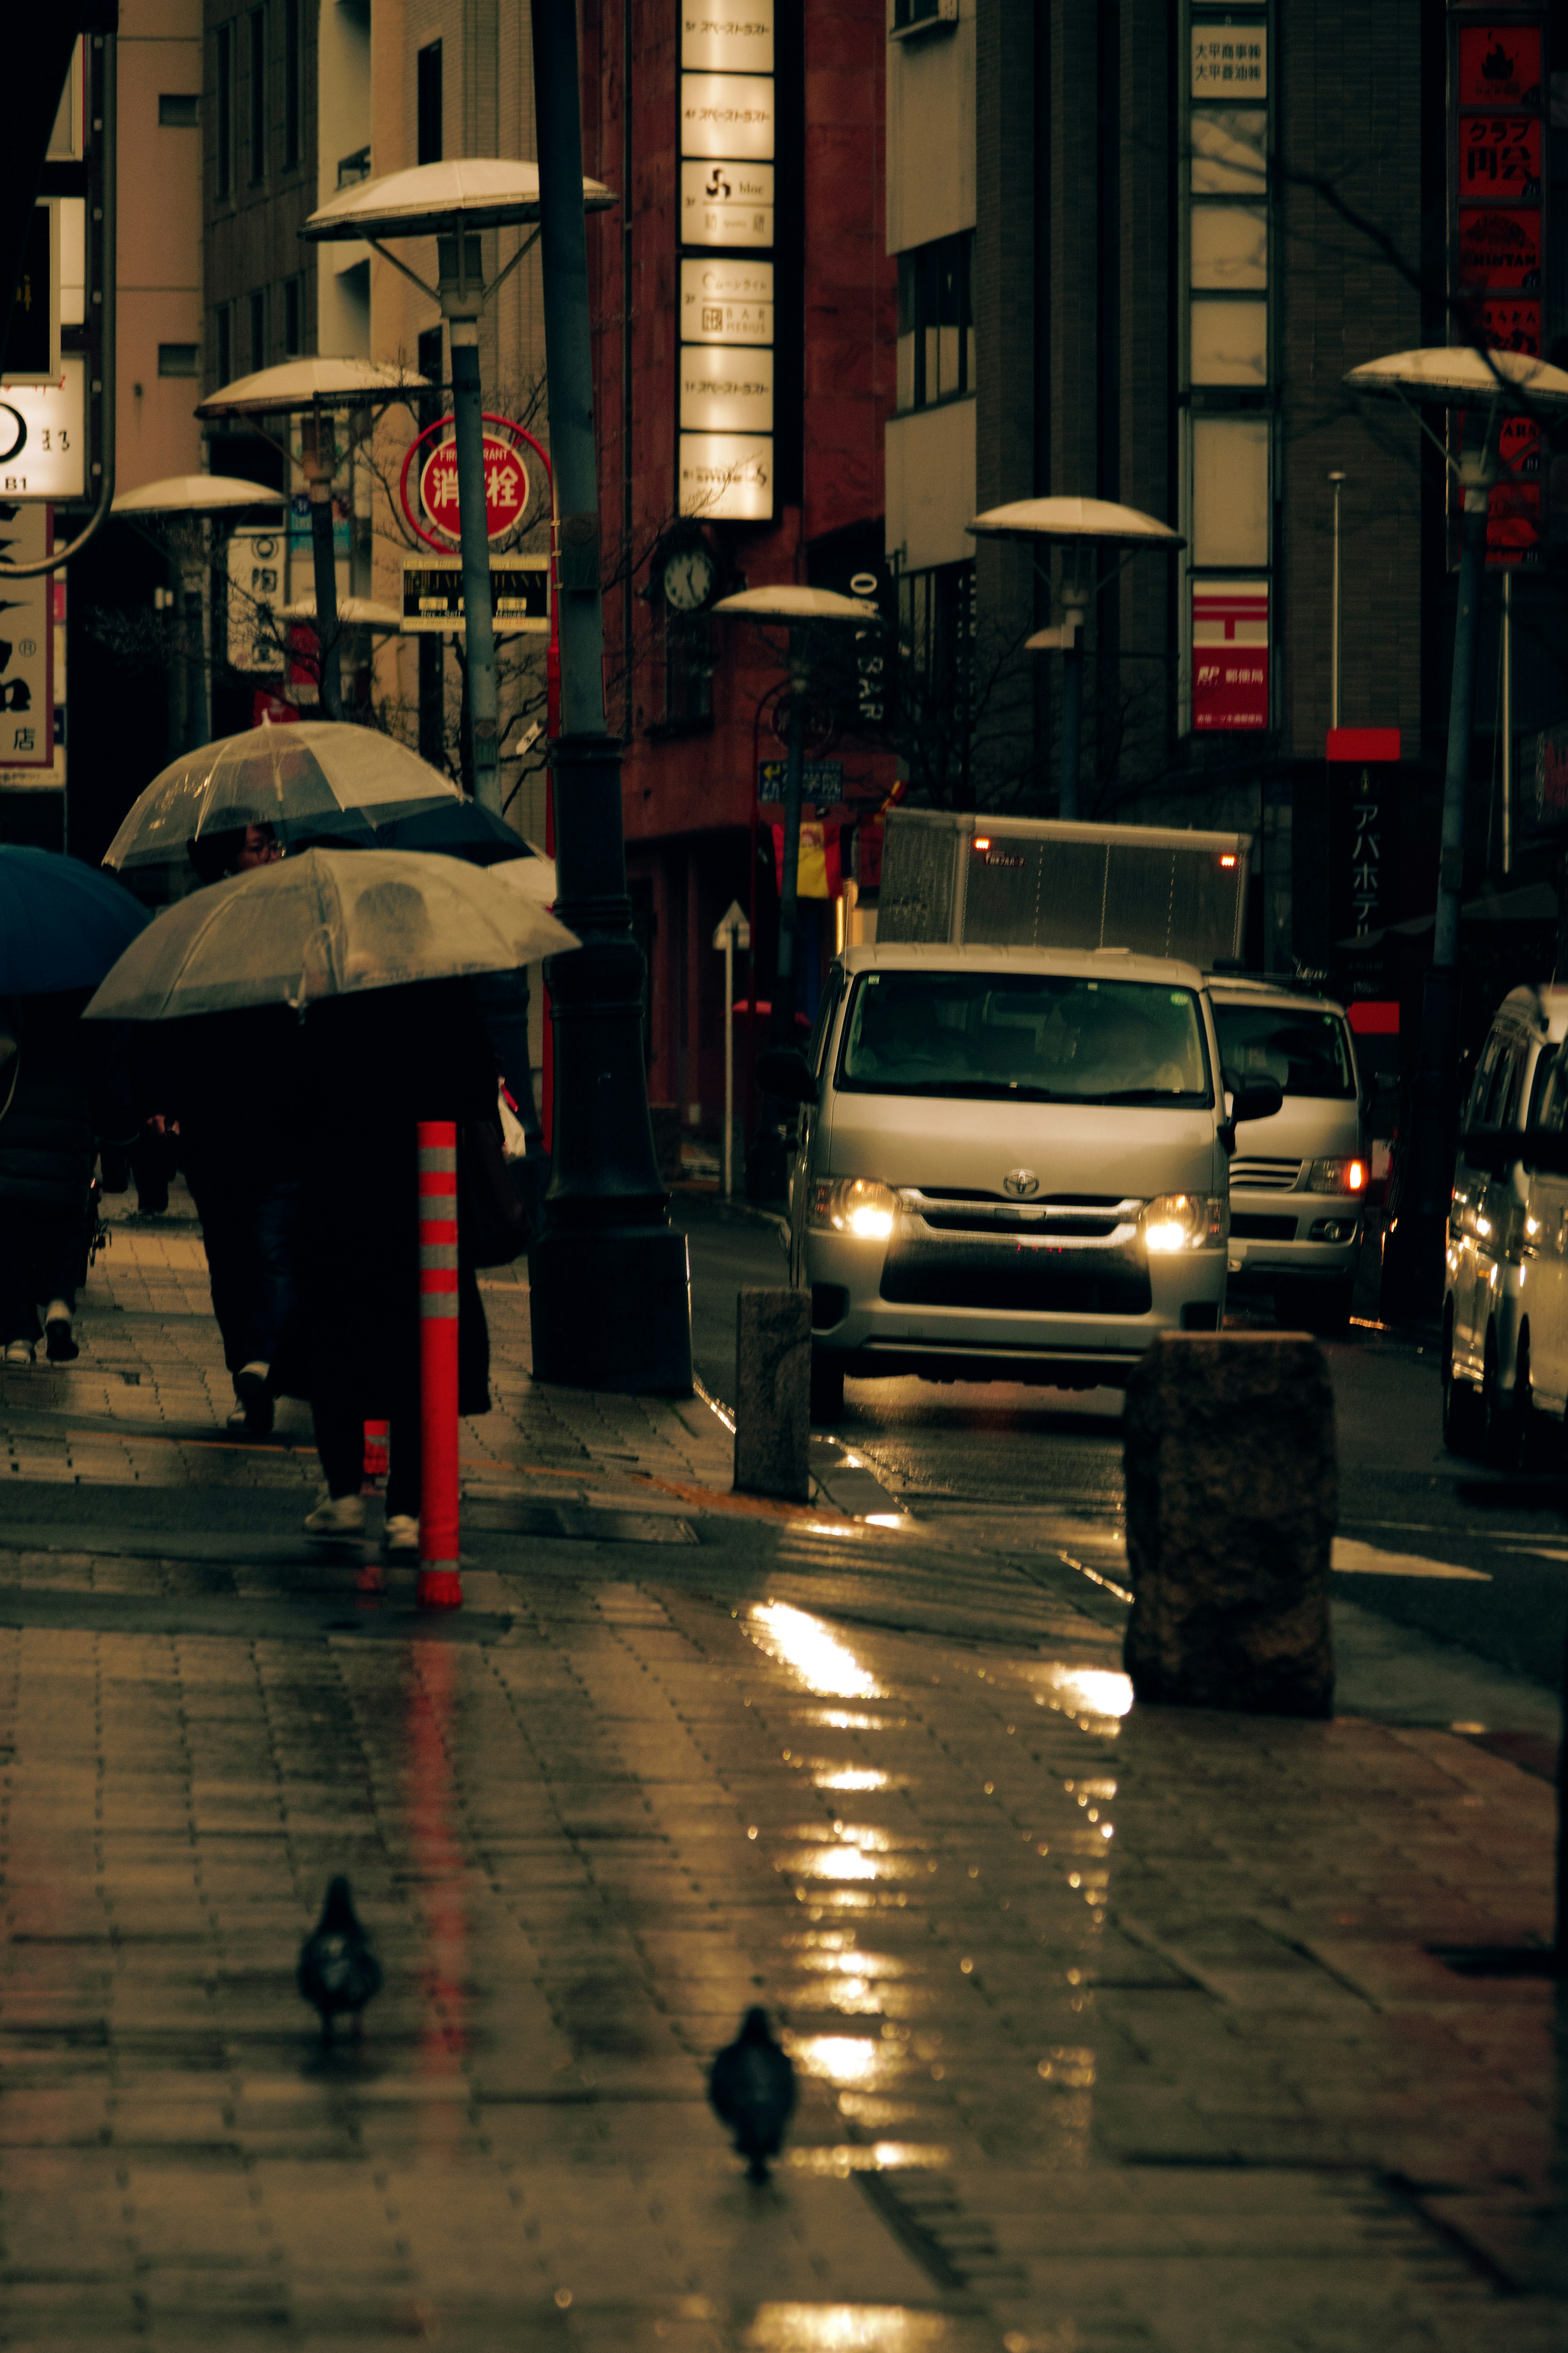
[297,1876,383,2042]
[709,2006,797,2182]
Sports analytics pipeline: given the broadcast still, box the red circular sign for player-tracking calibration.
[418,433,530,542]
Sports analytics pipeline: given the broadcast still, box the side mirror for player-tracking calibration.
[1230,1077,1284,1124]
[756,1046,818,1107]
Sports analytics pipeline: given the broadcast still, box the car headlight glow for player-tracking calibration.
[1308,1157,1368,1196]
[1141,1194,1227,1253]
[809,1177,898,1241]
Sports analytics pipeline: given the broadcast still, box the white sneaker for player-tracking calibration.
[381,1513,420,1555]
[3,1339,33,1367]
[303,1491,366,1537]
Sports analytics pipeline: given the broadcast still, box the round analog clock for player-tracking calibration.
[662,542,717,613]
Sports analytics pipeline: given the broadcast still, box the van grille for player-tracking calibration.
[880,1249,1152,1316]
[1229,1157,1302,1190]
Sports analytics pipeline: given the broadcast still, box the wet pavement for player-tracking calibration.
[0,1190,1564,2347]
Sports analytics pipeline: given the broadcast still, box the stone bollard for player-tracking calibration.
[1123,1332,1336,1717]
[734,1288,812,1502]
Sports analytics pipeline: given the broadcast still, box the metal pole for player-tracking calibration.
[526,0,692,1394]
[1329,471,1345,732]
[1501,567,1513,877]
[416,1121,462,1612]
[1382,418,1499,1320]
[1059,634,1082,821]
[723,923,734,1199]
[773,674,806,1044]
[448,317,500,808]
[302,413,343,721]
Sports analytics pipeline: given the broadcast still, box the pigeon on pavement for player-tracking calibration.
[297,1876,383,2042]
[709,2006,797,2181]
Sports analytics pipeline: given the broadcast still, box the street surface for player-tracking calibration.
[0,1185,1559,2347]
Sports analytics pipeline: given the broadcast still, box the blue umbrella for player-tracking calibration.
[0,846,151,995]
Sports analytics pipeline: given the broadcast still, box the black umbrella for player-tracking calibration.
[372,799,545,868]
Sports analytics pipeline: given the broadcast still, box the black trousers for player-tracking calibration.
[312,1391,420,1519]
[0,1206,85,1344]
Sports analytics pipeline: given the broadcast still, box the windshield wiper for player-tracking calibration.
[1087,1087,1206,1105]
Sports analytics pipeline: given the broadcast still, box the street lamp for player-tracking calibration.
[301,157,615,814]
[195,357,428,723]
[111,472,288,751]
[1344,346,1568,1316]
[967,496,1184,820]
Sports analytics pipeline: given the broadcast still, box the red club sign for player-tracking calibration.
[398,413,533,550]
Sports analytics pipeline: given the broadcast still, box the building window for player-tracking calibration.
[283,274,302,356]
[893,0,948,23]
[417,323,443,395]
[338,145,372,188]
[896,232,974,412]
[249,286,268,370]
[283,0,301,168]
[418,42,443,166]
[660,611,714,730]
[215,23,232,199]
[249,8,266,184]
[159,94,199,128]
[216,301,233,386]
[158,343,199,377]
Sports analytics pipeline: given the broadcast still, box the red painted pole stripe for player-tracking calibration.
[416,1118,462,1613]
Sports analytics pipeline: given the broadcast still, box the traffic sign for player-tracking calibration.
[401,555,550,634]
[418,433,529,542]
[711,899,752,951]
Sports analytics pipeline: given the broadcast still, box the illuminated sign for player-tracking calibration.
[678,433,773,522]
[679,344,774,434]
[400,556,550,634]
[0,501,52,766]
[226,526,285,673]
[0,356,85,497]
[1192,580,1269,731]
[681,3,773,73]
[680,158,774,249]
[679,257,773,346]
[679,71,775,160]
[1191,26,1266,97]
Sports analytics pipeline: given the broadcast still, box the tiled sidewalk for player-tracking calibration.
[0,1195,1561,2349]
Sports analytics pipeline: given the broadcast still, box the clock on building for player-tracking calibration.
[659,539,718,613]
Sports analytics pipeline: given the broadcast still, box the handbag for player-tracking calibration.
[460,1114,533,1267]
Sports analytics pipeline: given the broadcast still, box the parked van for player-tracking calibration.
[1206,976,1368,1335]
[1443,982,1568,1456]
[762,941,1281,1421]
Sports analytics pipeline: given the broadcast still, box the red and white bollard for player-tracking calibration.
[362,1420,390,1483]
[416,1121,462,1611]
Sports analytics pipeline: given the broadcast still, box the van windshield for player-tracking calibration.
[835,970,1214,1105]
[1212,1003,1355,1099]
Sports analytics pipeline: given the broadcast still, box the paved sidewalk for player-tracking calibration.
[0,1200,1563,2349]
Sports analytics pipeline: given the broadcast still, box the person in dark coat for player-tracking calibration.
[0,991,98,1365]
[291,966,497,1552]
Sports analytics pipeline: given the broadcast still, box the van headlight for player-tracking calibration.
[1308,1157,1368,1196]
[1142,1194,1227,1253]
[809,1177,898,1240]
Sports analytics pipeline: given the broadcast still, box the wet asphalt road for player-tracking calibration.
[671,1193,1568,1694]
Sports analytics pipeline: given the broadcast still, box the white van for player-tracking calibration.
[1206,977,1369,1334]
[762,941,1281,1421]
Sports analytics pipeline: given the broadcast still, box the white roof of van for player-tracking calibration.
[1492,983,1568,1042]
[842,941,1207,990]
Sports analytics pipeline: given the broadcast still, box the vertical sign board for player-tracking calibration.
[1452,15,1547,567]
[226,526,285,672]
[1192,581,1269,730]
[1327,728,1402,947]
[0,503,54,777]
[677,2,775,521]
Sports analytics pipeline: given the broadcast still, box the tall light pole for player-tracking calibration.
[1328,471,1345,732]
[969,497,1184,820]
[1345,347,1568,1315]
[111,473,290,751]
[302,158,615,810]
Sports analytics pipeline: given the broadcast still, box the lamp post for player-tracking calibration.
[1328,471,1345,732]
[195,358,428,723]
[1343,346,1568,1315]
[301,156,615,811]
[968,497,1184,821]
[111,473,288,751]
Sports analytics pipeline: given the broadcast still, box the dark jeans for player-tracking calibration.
[189,1175,301,1381]
[0,1206,82,1344]
[313,1392,420,1518]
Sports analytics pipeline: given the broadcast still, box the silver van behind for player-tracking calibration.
[1206,977,1368,1334]
[763,942,1281,1421]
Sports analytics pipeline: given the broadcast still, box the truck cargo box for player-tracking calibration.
[878,810,1251,966]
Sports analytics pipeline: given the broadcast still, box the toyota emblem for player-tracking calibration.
[1002,1169,1039,1198]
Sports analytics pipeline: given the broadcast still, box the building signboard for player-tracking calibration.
[1458,114,1543,194]
[679,71,775,160]
[400,556,550,634]
[225,526,285,673]
[677,433,773,521]
[418,434,529,541]
[1527,721,1568,835]
[1457,23,1543,107]
[680,158,774,249]
[679,343,774,434]
[0,502,52,767]
[1192,580,1269,731]
[1457,204,1542,288]
[1191,26,1265,97]
[681,2,773,73]
[0,356,85,498]
[679,257,773,346]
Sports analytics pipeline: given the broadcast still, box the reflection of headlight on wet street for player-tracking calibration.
[748,1603,883,1699]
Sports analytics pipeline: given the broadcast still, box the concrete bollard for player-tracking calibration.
[734,1288,812,1502]
[1123,1332,1336,1717]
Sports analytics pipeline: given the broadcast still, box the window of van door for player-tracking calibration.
[1527,1046,1568,1406]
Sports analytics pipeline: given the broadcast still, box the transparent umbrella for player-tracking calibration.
[102,721,465,885]
[83,847,577,1024]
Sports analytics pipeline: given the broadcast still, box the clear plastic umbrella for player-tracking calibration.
[83,847,577,1024]
[102,722,465,881]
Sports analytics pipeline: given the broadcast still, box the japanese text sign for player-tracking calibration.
[1192,581,1269,732]
[1192,27,1266,97]
[1458,24,1542,107]
[419,435,529,543]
